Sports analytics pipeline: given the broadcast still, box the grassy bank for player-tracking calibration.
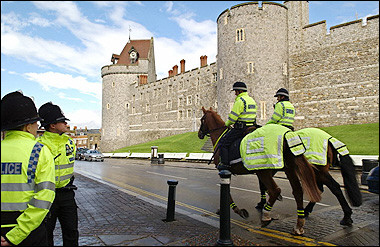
[113,122,379,155]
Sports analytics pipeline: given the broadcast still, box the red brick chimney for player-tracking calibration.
[168,70,173,77]
[173,65,178,75]
[139,75,148,85]
[180,59,185,73]
[200,55,208,67]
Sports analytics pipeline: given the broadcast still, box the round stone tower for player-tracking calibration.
[216,2,289,125]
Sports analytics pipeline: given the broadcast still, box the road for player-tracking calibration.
[74,158,339,226]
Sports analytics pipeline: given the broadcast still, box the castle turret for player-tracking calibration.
[217,2,289,124]
[101,38,156,152]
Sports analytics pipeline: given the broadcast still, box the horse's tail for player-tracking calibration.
[337,154,362,207]
[294,155,322,203]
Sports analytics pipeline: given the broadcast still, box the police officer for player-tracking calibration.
[1,91,55,246]
[218,82,257,170]
[266,88,295,131]
[256,88,295,210]
[37,102,78,246]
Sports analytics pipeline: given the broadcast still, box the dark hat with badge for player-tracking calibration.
[274,88,289,97]
[1,91,42,131]
[38,102,70,128]
[232,81,247,91]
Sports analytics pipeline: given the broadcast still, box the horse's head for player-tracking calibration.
[198,107,211,139]
[198,107,225,139]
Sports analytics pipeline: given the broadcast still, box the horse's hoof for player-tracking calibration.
[277,194,283,201]
[261,219,273,227]
[340,217,353,226]
[255,202,265,211]
[216,209,220,215]
[239,209,249,219]
[292,227,304,236]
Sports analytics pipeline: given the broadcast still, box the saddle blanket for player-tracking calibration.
[239,124,305,171]
[295,128,349,166]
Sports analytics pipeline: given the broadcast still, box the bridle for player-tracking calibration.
[199,113,227,138]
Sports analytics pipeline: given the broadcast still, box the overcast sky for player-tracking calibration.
[1,1,378,129]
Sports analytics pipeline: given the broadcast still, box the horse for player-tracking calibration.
[255,127,362,226]
[198,107,322,235]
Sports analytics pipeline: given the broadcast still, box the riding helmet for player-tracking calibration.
[1,91,42,131]
[274,88,289,97]
[38,102,70,128]
[232,81,247,91]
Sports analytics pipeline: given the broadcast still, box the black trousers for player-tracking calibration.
[47,189,79,246]
[219,127,245,164]
[1,212,48,246]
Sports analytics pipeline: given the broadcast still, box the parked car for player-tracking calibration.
[83,149,104,162]
[75,148,89,160]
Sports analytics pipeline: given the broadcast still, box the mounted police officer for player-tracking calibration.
[1,91,55,246]
[266,88,295,131]
[256,88,296,210]
[37,102,78,246]
[218,82,257,170]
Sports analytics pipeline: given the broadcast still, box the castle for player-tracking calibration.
[101,1,379,152]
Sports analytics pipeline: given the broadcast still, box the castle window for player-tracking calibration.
[146,103,150,113]
[106,103,110,109]
[112,81,115,87]
[236,28,245,42]
[213,73,217,82]
[282,62,288,76]
[178,110,183,120]
[125,103,129,109]
[247,62,254,74]
[132,95,135,102]
[187,95,192,105]
[195,94,200,104]
[187,109,192,118]
[168,85,173,94]
[132,107,135,114]
[167,100,172,110]
[260,101,266,120]
[178,97,183,107]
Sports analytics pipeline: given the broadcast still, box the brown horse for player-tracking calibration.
[256,128,362,226]
[198,107,322,235]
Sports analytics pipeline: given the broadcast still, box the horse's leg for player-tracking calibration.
[215,192,249,219]
[322,171,353,226]
[255,176,267,210]
[257,170,281,226]
[283,151,307,235]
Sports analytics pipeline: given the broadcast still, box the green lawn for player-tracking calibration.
[113,123,379,155]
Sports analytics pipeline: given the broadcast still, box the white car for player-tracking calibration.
[83,150,104,162]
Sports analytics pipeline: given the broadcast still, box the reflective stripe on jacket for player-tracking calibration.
[1,130,55,245]
[266,100,295,127]
[37,131,76,188]
[225,92,257,127]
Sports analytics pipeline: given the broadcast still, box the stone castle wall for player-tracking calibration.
[290,15,379,128]
[101,1,379,152]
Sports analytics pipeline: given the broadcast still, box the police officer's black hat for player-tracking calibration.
[1,91,42,131]
[274,88,289,97]
[232,81,247,91]
[38,102,70,128]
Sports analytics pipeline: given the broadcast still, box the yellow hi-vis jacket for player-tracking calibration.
[37,131,76,188]
[225,92,257,127]
[266,100,295,127]
[1,130,55,245]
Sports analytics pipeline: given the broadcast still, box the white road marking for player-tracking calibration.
[146,171,188,180]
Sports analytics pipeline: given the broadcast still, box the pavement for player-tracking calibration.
[53,158,379,246]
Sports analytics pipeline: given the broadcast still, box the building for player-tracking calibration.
[101,1,379,152]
